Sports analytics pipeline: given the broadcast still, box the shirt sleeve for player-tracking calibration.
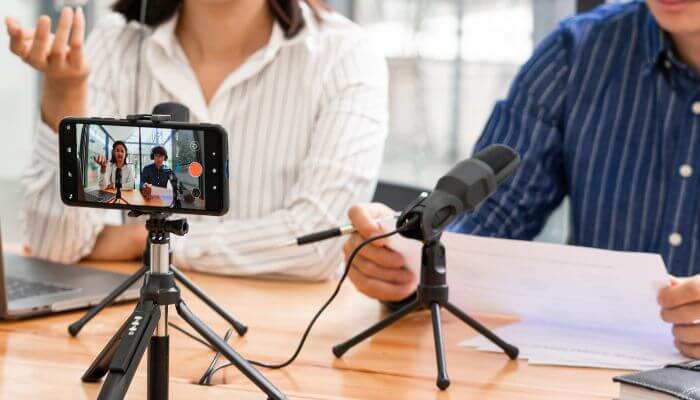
[172,37,389,280]
[21,21,124,263]
[449,27,571,240]
[98,166,109,189]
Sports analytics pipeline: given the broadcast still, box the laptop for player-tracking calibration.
[0,225,140,319]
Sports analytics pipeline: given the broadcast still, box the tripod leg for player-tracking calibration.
[96,302,160,400]
[333,300,418,358]
[429,303,450,390]
[69,265,148,336]
[443,301,519,359]
[171,266,248,336]
[82,318,131,382]
[148,335,169,400]
[176,301,287,400]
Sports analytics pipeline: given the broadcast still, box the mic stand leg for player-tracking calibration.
[429,303,449,390]
[333,241,519,390]
[332,300,417,357]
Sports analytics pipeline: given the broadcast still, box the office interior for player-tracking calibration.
[0,0,597,242]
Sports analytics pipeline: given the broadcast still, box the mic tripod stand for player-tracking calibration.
[107,168,130,205]
[68,212,247,338]
[82,212,286,400]
[332,239,519,390]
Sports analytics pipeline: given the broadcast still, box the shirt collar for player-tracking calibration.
[642,7,669,70]
[148,2,320,61]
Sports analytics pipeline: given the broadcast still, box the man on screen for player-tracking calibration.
[140,146,172,200]
[343,0,700,359]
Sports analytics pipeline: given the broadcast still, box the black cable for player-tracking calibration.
[167,321,216,352]
[198,225,408,383]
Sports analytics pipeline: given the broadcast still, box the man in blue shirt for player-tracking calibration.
[140,146,172,199]
[344,1,700,358]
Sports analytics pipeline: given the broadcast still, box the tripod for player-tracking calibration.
[332,240,519,390]
[68,217,247,337]
[82,213,286,400]
[107,168,130,205]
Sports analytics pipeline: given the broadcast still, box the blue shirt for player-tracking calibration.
[451,2,700,277]
[140,163,172,189]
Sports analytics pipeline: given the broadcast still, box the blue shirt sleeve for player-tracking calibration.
[140,165,152,189]
[449,27,571,240]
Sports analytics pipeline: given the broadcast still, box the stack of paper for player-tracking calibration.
[382,226,689,370]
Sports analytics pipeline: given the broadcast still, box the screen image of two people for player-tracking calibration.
[92,142,172,199]
[84,124,181,202]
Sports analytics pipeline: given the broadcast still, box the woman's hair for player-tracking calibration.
[110,141,129,164]
[112,0,329,38]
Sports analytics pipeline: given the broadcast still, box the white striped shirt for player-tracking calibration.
[21,4,388,280]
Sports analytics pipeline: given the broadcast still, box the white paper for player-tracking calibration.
[380,222,686,370]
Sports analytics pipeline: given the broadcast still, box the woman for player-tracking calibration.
[6,0,388,279]
[95,141,136,191]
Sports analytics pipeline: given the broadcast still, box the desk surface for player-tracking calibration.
[0,248,624,399]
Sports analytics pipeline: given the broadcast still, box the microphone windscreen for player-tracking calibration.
[152,102,190,122]
[472,144,520,184]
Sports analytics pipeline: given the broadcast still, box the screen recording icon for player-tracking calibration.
[188,162,203,178]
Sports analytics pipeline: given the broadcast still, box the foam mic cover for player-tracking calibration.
[152,102,190,122]
[398,144,520,242]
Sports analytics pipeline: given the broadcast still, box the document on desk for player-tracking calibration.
[381,224,688,370]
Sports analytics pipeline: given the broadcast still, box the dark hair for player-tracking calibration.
[150,146,168,161]
[112,0,329,38]
[110,141,129,164]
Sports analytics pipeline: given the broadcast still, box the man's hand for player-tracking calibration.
[5,7,89,132]
[344,203,418,302]
[658,276,700,358]
[141,184,152,199]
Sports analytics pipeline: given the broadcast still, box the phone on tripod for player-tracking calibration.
[58,116,228,215]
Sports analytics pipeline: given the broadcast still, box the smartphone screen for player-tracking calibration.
[59,118,228,215]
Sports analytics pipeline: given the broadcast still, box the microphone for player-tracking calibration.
[152,102,190,122]
[115,167,123,190]
[398,144,520,243]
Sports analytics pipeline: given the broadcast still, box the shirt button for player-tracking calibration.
[669,233,683,247]
[692,101,700,115]
[680,164,694,178]
[664,59,672,69]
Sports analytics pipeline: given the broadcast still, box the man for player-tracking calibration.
[344,0,700,358]
[140,146,172,200]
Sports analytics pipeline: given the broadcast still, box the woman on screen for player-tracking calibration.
[94,141,136,191]
[7,0,388,279]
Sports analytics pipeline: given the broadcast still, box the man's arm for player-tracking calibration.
[344,27,573,302]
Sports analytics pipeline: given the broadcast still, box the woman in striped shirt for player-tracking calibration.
[5,0,388,280]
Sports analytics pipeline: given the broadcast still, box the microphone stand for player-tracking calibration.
[108,167,130,205]
[332,195,519,390]
[81,211,286,400]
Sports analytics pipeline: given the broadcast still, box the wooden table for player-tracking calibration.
[101,188,205,209]
[0,251,624,399]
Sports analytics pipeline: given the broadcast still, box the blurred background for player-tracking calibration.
[0,0,608,242]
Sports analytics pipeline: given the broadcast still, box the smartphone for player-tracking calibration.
[58,117,228,215]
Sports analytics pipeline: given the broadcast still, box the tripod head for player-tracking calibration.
[129,211,189,238]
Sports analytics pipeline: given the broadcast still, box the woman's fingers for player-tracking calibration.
[49,8,73,64]
[6,17,32,59]
[26,15,52,68]
[67,7,85,68]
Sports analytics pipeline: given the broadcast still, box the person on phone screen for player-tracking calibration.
[94,140,135,191]
[140,146,172,199]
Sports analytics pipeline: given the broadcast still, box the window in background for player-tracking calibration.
[346,0,577,243]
